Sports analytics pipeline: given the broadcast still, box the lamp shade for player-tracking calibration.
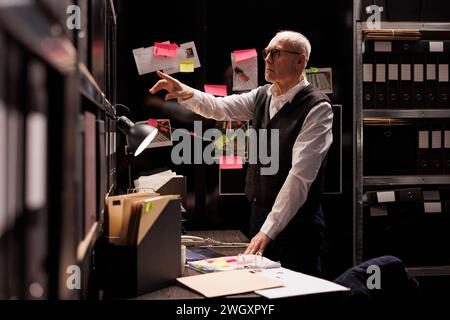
[116,116,158,156]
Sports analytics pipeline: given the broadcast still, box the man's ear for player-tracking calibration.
[297,53,307,70]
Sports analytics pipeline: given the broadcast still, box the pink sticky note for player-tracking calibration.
[153,42,179,57]
[204,84,227,97]
[233,49,257,62]
[148,119,158,127]
[219,156,243,170]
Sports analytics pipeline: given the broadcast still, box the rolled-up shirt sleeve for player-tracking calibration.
[178,89,257,121]
[260,102,334,239]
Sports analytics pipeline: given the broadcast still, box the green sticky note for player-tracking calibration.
[144,202,153,213]
[180,60,194,73]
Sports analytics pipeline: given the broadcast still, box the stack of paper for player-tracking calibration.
[363,29,421,41]
[134,170,182,193]
[188,254,281,272]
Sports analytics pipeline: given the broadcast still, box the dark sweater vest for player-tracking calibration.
[245,83,331,237]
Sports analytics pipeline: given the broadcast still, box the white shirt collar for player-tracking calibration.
[267,77,310,103]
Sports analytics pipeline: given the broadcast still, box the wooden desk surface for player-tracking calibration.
[135,230,257,300]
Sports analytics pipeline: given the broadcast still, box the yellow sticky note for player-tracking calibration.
[215,135,229,150]
[180,60,194,73]
[144,202,153,213]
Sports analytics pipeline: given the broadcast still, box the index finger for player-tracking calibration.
[244,242,257,255]
[149,80,168,94]
[156,70,177,82]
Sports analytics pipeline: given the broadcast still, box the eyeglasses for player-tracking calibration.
[262,48,302,60]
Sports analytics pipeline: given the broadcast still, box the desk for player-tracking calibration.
[134,230,349,302]
[135,230,257,300]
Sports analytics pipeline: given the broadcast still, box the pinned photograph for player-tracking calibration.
[132,41,179,75]
[305,67,333,94]
[164,41,201,75]
[136,119,173,148]
[231,49,258,92]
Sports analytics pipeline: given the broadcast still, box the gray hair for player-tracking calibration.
[274,30,311,63]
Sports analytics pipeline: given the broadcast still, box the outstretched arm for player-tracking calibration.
[149,71,256,121]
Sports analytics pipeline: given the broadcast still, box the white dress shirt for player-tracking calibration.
[178,78,333,240]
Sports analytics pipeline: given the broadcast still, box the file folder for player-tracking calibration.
[76,115,85,244]
[24,59,49,299]
[366,190,396,204]
[366,188,423,204]
[104,192,159,245]
[363,48,374,109]
[444,200,450,214]
[395,188,423,202]
[425,61,438,108]
[430,125,443,174]
[364,122,417,175]
[96,120,106,215]
[387,59,400,108]
[177,269,283,298]
[444,124,450,174]
[437,41,450,108]
[412,45,425,108]
[417,126,430,174]
[84,111,97,239]
[98,195,182,298]
[400,57,412,108]
[375,56,387,108]
[392,40,418,54]
[438,63,449,108]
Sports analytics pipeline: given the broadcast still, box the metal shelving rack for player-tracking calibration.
[0,0,117,299]
[353,18,450,276]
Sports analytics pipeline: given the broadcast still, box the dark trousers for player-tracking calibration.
[250,201,324,276]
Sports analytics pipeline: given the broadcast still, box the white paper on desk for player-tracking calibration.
[163,41,201,75]
[255,268,349,299]
[177,269,284,298]
[132,45,179,76]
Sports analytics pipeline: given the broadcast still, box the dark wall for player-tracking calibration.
[116,0,354,279]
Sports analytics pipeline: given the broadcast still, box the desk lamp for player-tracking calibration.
[115,115,158,156]
[105,112,158,192]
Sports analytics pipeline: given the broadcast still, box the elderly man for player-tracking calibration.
[149,31,333,275]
